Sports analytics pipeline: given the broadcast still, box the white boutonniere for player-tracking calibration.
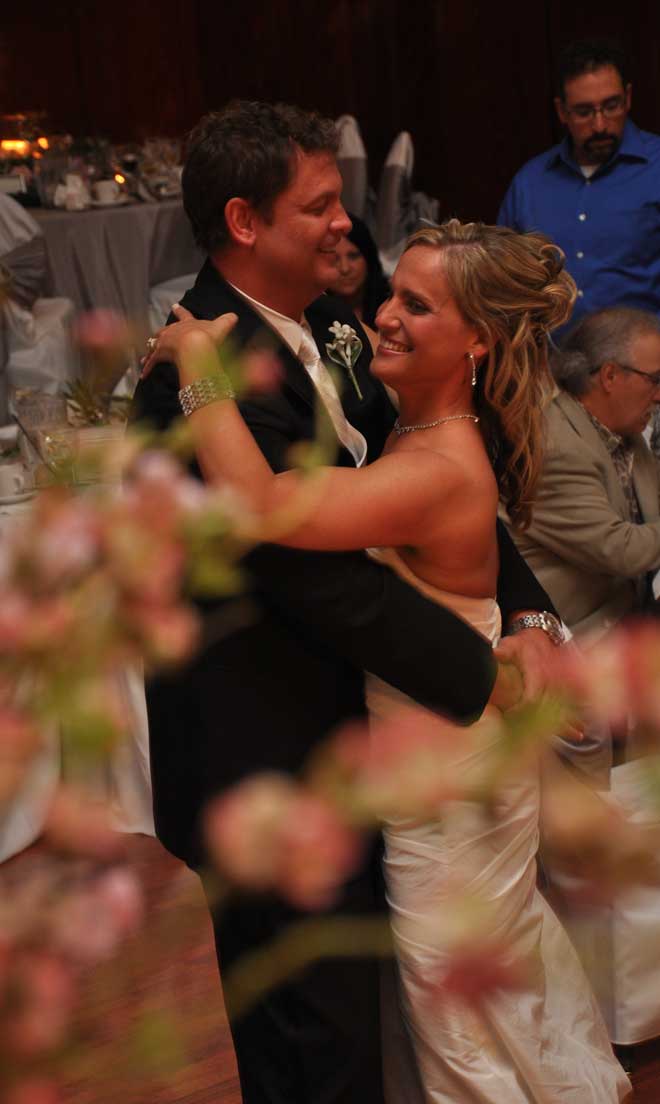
[325,321,364,401]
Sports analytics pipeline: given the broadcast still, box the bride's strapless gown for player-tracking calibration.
[367,549,630,1104]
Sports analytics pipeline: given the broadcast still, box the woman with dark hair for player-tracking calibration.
[327,214,390,330]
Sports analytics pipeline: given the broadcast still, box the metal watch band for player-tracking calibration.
[178,374,235,417]
[508,611,564,646]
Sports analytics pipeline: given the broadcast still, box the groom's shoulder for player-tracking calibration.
[176,260,240,321]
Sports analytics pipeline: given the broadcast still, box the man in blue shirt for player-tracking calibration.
[498,39,660,332]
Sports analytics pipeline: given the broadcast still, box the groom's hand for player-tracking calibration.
[495,627,554,702]
[495,628,584,741]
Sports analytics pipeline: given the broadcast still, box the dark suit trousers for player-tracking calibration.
[202,850,385,1104]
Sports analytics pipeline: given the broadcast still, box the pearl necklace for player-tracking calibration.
[393,413,480,436]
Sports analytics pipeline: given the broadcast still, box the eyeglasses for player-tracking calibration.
[564,95,627,122]
[616,363,660,388]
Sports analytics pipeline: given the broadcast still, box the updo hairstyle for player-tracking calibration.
[404,220,576,527]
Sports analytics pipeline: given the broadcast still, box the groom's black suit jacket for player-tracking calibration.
[132,259,555,1104]
[133,259,554,870]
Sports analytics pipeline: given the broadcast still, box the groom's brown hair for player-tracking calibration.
[183,100,338,255]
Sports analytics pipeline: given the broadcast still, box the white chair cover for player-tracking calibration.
[609,758,660,1044]
[148,272,196,332]
[375,132,440,275]
[335,114,369,220]
[0,196,77,395]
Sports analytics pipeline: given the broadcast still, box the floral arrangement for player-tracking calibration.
[4,309,660,1097]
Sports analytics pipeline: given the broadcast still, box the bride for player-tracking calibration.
[142,219,630,1103]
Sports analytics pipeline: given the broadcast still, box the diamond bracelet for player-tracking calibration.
[178,374,236,417]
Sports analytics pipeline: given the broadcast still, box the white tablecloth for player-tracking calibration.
[0,496,154,861]
[32,200,202,328]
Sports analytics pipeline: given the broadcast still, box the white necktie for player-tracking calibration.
[298,324,367,467]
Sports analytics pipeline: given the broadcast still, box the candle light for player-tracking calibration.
[1,140,29,155]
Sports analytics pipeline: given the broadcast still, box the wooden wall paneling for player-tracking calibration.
[0,2,84,135]
[75,0,204,141]
[545,0,660,137]
[425,0,551,223]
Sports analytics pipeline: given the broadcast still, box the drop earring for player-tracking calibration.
[467,352,477,387]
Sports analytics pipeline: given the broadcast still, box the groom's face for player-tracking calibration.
[252,150,351,303]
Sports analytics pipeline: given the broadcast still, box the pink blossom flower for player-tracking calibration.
[0,592,32,651]
[543,633,630,728]
[242,349,283,395]
[205,773,363,910]
[3,1078,61,1104]
[44,787,125,861]
[5,951,76,1057]
[127,601,199,666]
[541,770,660,902]
[325,707,489,819]
[0,708,40,762]
[24,598,78,653]
[49,868,143,963]
[423,938,524,1011]
[618,620,660,731]
[108,529,185,603]
[30,499,101,586]
[94,866,143,936]
[71,309,132,351]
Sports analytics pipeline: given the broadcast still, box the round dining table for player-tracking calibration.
[32,198,203,328]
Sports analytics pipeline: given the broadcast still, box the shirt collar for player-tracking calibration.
[547,119,648,174]
[226,281,306,358]
[584,405,627,454]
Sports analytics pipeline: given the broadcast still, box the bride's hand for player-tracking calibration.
[141,304,238,379]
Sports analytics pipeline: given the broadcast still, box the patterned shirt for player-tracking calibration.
[585,408,642,523]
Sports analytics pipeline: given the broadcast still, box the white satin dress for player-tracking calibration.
[367,549,630,1104]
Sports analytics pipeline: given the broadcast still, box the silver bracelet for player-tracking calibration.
[178,374,235,417]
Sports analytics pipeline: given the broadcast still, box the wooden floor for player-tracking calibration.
[12,833,660,1102]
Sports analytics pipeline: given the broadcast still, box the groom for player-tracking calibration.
[132,100,559,1104]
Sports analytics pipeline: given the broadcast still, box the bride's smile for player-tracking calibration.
[371,246,487,391]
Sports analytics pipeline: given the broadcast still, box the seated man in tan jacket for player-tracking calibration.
[512,306,660,642]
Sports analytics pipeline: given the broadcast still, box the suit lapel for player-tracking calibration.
[307,302,395,448]
[632,440,660,521]
[554,392,630,515]
[190,263,318,410]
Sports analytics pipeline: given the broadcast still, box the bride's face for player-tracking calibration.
[371,246,485,388]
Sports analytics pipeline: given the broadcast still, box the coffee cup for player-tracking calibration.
[0,461,32,498]
[94,179,120,205]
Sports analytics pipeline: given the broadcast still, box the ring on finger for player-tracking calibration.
[146,336,157,352]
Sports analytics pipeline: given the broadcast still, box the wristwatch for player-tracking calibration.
[508,611,565,646]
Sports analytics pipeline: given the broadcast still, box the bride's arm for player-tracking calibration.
[142,308,456,551]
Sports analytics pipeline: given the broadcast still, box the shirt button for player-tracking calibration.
[578,212,587,221]
[577,289,584,298]
[577,251,584,259]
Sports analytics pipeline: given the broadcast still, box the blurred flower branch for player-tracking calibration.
[4,309,660,1096]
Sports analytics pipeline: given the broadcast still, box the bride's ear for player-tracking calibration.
[469,338,489,362]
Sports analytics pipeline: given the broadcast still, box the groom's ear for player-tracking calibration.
[225,197,257,247]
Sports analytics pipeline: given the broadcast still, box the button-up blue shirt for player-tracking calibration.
[497,121,660,333]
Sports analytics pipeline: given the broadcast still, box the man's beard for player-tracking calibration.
[581,132,619,164]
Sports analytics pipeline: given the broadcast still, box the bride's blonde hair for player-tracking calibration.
[405,220,576,528]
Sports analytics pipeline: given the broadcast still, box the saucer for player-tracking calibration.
[91,195,130,208]
[0,489,36,506]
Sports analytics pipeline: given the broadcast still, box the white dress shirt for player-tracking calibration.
[227,282,367,467]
